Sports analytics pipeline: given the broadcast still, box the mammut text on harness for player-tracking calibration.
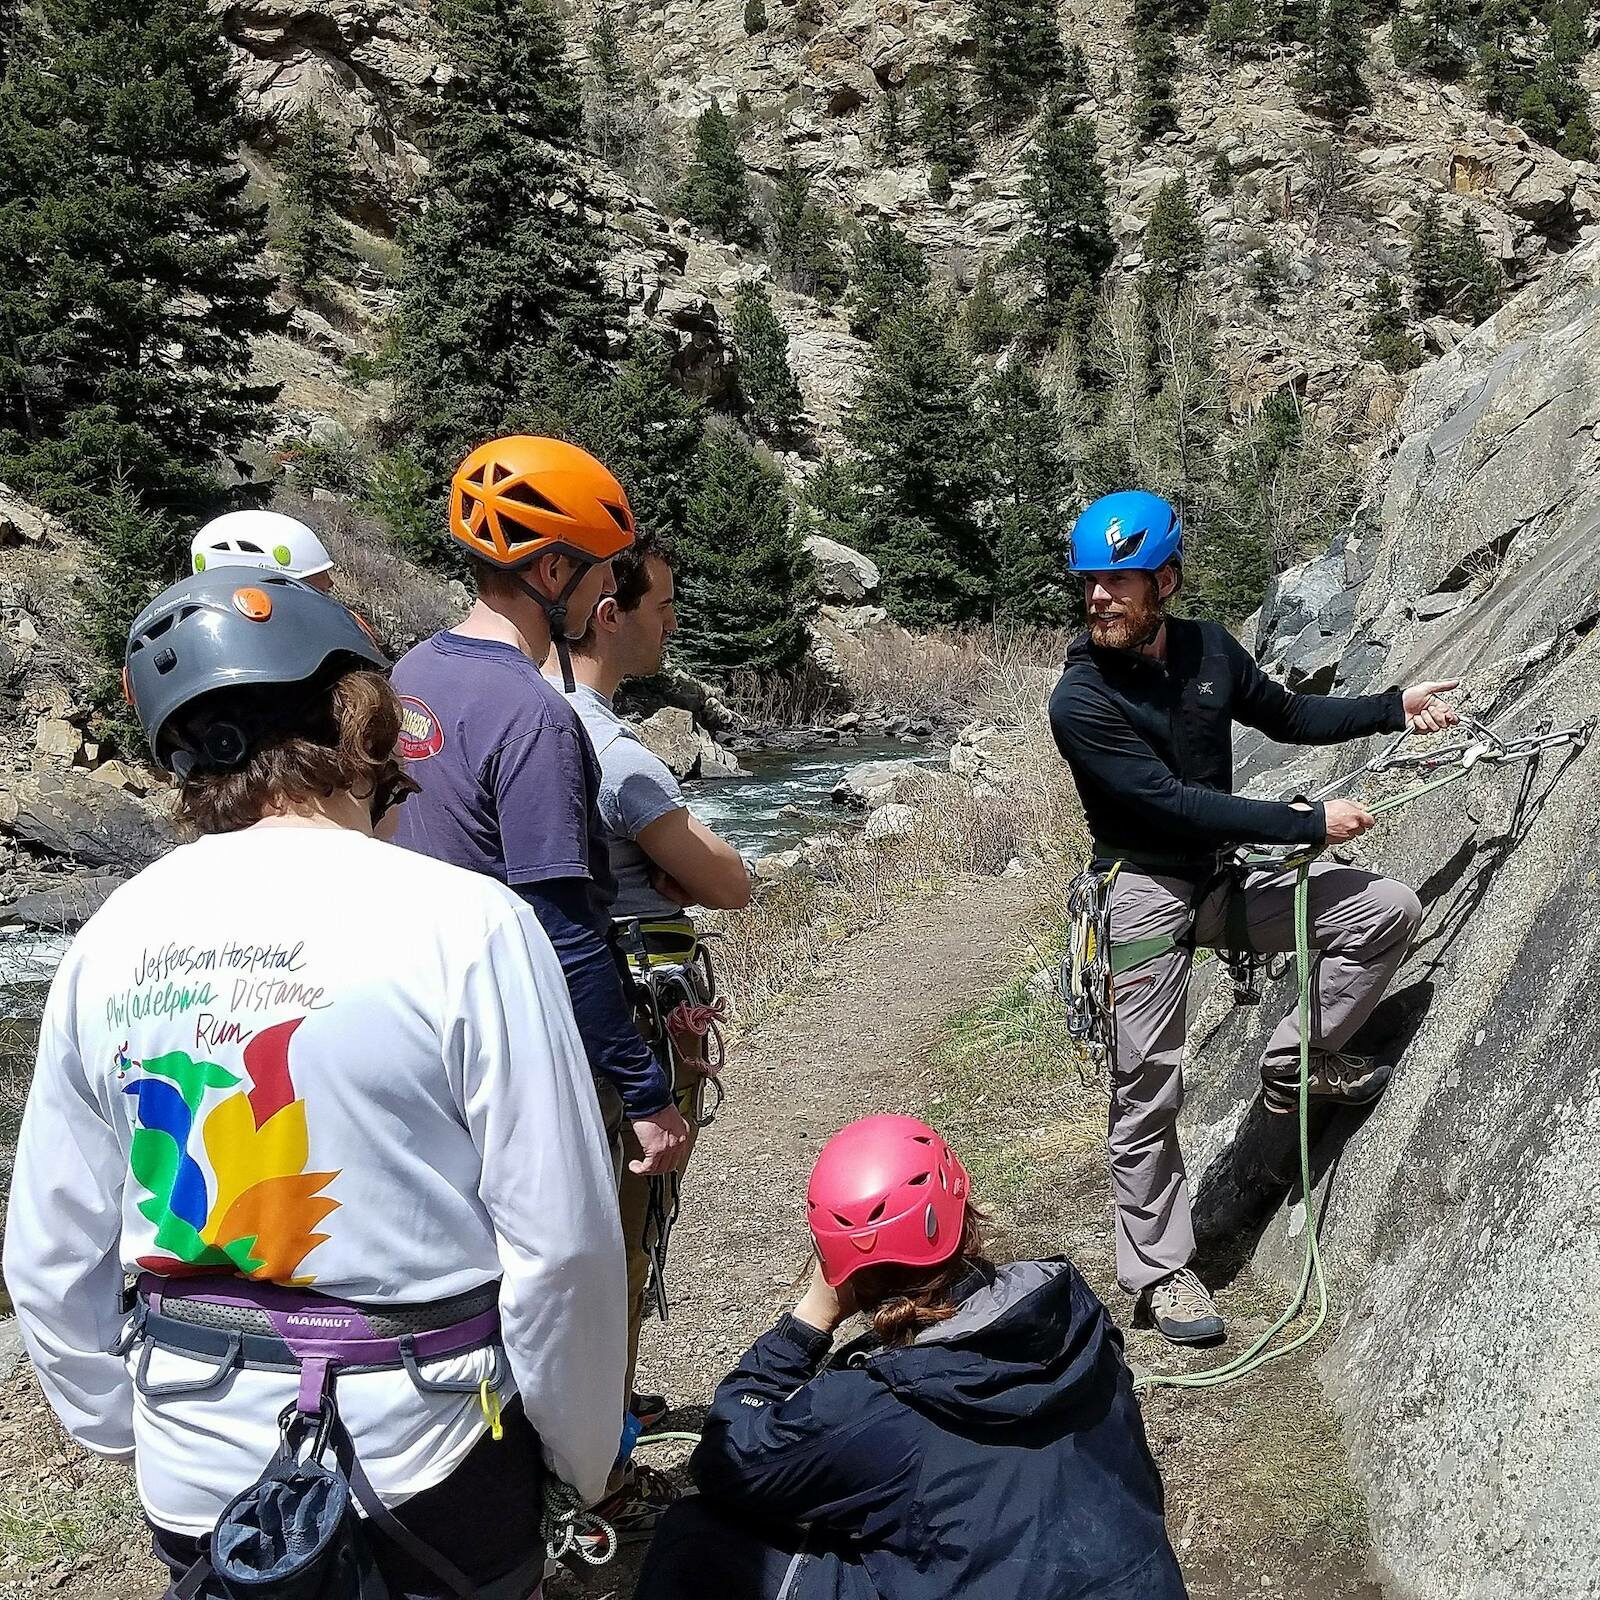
[1059,697,1592,1394]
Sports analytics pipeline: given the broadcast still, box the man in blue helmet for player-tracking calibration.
[1049,490,1459,1345]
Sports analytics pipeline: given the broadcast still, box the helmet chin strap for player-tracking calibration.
[514,562,592,693]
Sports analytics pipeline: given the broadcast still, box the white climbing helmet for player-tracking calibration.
[191,510,333,582]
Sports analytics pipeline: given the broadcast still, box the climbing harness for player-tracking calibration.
[620,915,729,1321]
[1126,706,1592,1394]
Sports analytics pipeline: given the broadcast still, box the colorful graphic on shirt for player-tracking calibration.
[121,1018,340,1283]
[397,695,445,760]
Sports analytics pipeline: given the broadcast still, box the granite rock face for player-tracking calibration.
[1184,231,1600,1600]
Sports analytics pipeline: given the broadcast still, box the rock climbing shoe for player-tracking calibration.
[630,1390,670,1432]
[576,1463,680,1556]
[1140,1267,1226,1346]
[1262,1050,1394,1116]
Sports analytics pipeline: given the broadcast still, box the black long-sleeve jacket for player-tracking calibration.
[1049,618,1405,869]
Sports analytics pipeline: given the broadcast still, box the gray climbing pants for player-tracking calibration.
[1106,860,1422,1293]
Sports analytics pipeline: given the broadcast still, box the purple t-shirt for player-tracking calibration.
[388,632,617,931]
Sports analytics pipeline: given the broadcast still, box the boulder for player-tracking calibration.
[0,486,58,548]
[863,802,917,843]
[803,534,881,603]
[0,773,173,871]
[1,874,126,931]
[830,758,920,810]
[33,717,82,762]
[1205,230,1600,1600]
[636,707,702,779]
[695,731,749,780]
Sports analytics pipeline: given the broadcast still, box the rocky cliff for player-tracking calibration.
[1184,229,1600,1600]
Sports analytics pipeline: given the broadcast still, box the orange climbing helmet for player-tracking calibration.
[449,435,637,571]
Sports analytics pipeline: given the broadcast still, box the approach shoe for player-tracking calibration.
[1140,1267,1225,1346]
[630,1390,671,1432]
[1262,1049,1394,1116]
[575,1463,680,1557]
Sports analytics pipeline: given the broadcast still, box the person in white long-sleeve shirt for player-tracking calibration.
[3,570,626,1597]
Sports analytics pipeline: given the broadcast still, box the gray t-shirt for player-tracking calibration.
[567,684,687,921]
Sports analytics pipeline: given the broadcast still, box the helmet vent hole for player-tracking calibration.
[831,1211,853,1229]
[867,1199,887,1222]
[499,481,563,514]
[601,500,632,531]
[489,461,513,484]
[911,1134,933,1145]
[1110,527,1147,563]
[906,1172,930,1187]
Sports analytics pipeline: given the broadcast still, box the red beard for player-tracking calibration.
[1087,581,1164,651]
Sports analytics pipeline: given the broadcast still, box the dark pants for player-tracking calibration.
[149,1399,546,1600]
[636,1498,874,1600]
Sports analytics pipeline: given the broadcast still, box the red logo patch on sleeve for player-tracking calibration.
[397,696,445,760]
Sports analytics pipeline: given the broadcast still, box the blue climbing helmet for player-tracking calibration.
[1068,491,1183,573]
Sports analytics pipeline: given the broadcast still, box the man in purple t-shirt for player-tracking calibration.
[387,435,690,1543]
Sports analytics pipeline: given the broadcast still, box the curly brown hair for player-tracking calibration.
[174,668,409,836]
[851,1204,994,1348]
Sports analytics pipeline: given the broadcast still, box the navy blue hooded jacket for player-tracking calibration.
[688,1259,1188,1600]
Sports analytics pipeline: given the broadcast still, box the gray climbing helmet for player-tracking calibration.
[125,570,387,775]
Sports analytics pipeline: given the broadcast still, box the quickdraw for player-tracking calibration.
[620,917,728,1322]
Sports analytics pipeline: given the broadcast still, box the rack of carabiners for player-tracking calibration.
[621,917,728,1321]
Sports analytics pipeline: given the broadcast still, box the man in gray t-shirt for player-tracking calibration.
[555,531,752,1429]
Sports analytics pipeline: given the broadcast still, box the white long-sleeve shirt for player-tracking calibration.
[2,824,626,1531]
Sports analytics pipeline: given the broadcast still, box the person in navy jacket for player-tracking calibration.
[637,1115,1188,1600]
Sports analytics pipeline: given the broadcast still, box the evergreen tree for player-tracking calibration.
[1143,177,1206,300]
[388,0,614,511]
[847,222,931,341]
[731,280,805,445]
[973,0,1068,129]
[1298,0,1371,117]
[0,0,19,73]
[915,62,975,176]
[1133,27,1180,140]
[676,428,812,677]
[744,0,768,33]
[981,362,1075,625]
[1207,0,1266,58]
[588,2,631,93]
[877,91,905,160]
[1260,0,1318,40]
[929,161,954,202]
[279,105,358,290]
[844,299,991,626]
[796,454,866,553]
[1391,10,1423,64]
[679,101,760,244]
[1513,0,1594,158]
[1410,196,1452,314]
[1008,105,1115,350]
[1064,41,1091,101]
[1446,213,1500,323]
[1363,271,1423,370]
[1210,149,1235,195]
[768,158,847,304]
[961,259,1016,354]
[1407,0,1472,77]
[0,0,282,538]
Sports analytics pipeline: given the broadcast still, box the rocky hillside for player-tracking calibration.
[1184,230,1600,1599]
[217,0,1600,456]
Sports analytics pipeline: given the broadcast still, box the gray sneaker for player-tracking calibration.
[1262,1050,1394,1116]
[1140,1267,1225,1346]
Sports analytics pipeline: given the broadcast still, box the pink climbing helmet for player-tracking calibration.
[807,1115,971,1288]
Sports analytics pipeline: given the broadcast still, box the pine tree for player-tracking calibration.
[679,101,760,244]
[0,0,282,537]
[743,0,768,33]
[847,222,931,341]
[1410,195,1452,314]
[1207,0,1266,58]
[877,91,905,160]
[1298,0,1371,117]
[1260,0,1317,40]
[961,259,1016,354]
[915,62,975,176]
[844,300,991,627]
[0,0,19,73]
[796,455,866,553]
[388,0,615,512]
[731,280,805,446]
[1008,105,1115,350]
[1445,213,1500,323]
[981,362,1074,625]
[1363,271,1423,370]
[279,105,357,290]
[929,161,954,202]
[1210,149,1235,195]
[1064,41,1091,101]
[1413,0,1472,78]
[974,0,1068,130]
[676,429,812,677]
[1144,177,1206,300]
[588,2,631,94]
[768,158,847,304]
[1133,26,1180,140]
